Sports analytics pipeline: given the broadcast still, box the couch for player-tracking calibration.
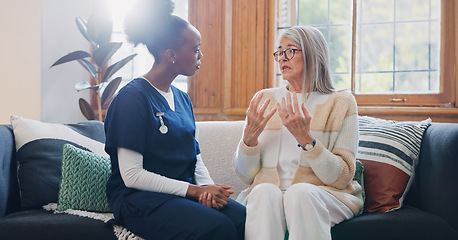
[1,120,458,240]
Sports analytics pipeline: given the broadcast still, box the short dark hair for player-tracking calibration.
[124,0,190,60]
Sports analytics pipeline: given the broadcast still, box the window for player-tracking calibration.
[107,0,189,92]
[353,0,440,95]
[277,0,455,108]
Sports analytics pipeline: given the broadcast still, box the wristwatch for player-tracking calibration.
[298,139,316,151]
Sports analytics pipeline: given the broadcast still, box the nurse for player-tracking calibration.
[104,0,246,239]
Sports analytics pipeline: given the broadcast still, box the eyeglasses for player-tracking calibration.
[273,48,302,62]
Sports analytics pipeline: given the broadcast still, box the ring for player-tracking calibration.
[284,114,289,119]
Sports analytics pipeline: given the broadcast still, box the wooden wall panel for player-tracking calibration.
[188,0,224,110]
[231,0,271,109]
[189,0,275,120]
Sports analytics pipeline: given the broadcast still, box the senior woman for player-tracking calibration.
[233,26,363,240]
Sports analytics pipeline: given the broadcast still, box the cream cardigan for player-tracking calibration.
[233,87,363,215]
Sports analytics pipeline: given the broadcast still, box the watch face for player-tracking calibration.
[305,144,313,151]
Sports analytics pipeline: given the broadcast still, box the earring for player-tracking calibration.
[172,60,175,64]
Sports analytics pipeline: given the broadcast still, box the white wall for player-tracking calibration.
[0,0,42,124]
[42,0,94,123]
[0,0,97,124]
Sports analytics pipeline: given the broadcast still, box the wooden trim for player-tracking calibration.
[439,0,456,104]
[223,0,233,111]
[350,0,357,93]
[455,0,458,107]
[267,0,277,88]
[193,108,222,115]
[356,93,454,107]
[358,107,458,123]
[359,107,458,115]
[187,0,197,105]
[194,108,246,121]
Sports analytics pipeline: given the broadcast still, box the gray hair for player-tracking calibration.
[280,26,335,97]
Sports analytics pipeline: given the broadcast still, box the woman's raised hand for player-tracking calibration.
[243,92,277,147]
[277,92,314,146]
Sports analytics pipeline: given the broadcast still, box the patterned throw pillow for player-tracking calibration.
[58,144,111,212]
[357,116,431,213]
[10,115,107,209]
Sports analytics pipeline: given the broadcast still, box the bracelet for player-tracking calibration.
[298,139,316,151]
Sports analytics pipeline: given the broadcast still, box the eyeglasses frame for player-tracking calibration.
[273,48,302,62]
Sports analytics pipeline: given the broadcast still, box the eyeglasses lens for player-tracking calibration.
[285,49,294,60]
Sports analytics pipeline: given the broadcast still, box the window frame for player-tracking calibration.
[353,0,455,107]
[280,0,456,108]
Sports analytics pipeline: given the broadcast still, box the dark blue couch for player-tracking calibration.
[1,122,458,240]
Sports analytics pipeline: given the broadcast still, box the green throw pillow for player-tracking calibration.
[353,159,365,216]
[57,144,111,212]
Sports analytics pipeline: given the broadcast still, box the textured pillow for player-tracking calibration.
[10,115,107,209]
[58,144,111,212]
[353,160,365,215]
[357,116,431,213]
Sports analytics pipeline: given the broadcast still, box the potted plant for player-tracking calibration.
[51,10,136,121]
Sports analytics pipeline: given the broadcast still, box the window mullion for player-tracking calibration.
[393,0,396,92]
[428,0,432,91]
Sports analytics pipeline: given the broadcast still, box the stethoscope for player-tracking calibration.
[156,112,168,134]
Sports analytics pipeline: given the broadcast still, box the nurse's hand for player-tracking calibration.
[188,185,231,209]
[199,192,218,209]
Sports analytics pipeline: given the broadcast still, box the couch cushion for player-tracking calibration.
[196,121,249,199]
[10,115,107,210]
[0,209,116,240]
[357,116,430,213]
[331,206,458,240]
[0,125,20,217]
[58,144,111,212]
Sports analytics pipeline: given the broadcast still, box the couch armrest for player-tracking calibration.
[0,125,20,217]
[405,122,458,232]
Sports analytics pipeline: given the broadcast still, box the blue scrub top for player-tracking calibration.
[104,78,200,219]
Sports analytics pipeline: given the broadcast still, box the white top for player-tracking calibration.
[118,148,214,197]
[276,91,331,190]
[140,77,175,111]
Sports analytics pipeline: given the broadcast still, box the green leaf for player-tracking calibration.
[103,53,137,82]
[101,77,122,107]
[75,17,94,46]
[50,51,91,68]
[78,98,97,120]
[77,59,96,78]
[93,42,122,68]
[75,81,99,92]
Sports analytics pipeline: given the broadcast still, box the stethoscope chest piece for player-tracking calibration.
[156,112,168,134]
[159,125,168,134]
